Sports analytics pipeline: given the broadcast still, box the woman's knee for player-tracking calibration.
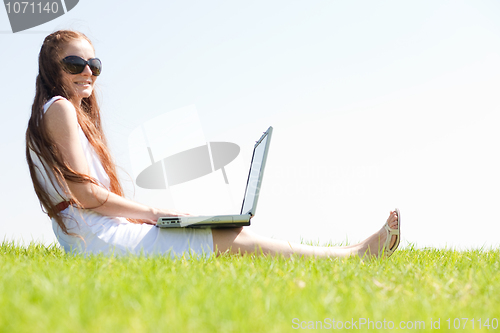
[212,227,244,239]
[212,227,244,251]
[211,227,260,253]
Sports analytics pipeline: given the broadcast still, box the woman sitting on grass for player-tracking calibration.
[26,30,401,259]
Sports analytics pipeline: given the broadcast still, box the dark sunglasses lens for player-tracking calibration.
[61,56,102,76]
[88,58,102,76]
[62,56,86,74]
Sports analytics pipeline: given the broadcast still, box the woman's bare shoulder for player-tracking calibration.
[44,98,78,126]
[43,98,80,142]
[45,97,74,115]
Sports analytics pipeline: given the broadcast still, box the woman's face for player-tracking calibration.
[60,38,97,103]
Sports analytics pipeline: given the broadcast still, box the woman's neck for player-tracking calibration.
[69,96,82,107]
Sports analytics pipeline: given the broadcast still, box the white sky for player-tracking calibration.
[1,0,499,249]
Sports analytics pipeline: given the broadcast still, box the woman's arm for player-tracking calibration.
[44,99,183,222]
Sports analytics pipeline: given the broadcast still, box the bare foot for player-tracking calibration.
[356,210,399,259]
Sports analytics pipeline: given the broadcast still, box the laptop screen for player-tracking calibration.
[240,127,272,215]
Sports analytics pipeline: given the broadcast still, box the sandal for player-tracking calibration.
[379,208,401,258]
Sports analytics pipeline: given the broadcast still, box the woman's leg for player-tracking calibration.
[211,210,399,259]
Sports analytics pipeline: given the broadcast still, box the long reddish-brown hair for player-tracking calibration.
[26,30,139,236]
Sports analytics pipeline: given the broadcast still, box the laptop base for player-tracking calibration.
[157,214,252,228]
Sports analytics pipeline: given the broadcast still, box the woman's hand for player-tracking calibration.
[161,209,193,217]
[153,207,193,217]
[138,219,158,226]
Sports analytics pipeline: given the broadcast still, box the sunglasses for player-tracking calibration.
[61,56,102,76]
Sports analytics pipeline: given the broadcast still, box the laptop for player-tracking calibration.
[156,126,273,228]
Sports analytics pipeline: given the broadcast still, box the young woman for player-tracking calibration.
[26,30,401,258]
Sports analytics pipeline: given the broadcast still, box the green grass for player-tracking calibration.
[1,242,499,332]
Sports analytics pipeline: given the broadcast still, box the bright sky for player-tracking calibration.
[1,1,500,249]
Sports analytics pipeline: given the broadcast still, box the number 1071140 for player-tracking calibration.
[5,2,60,14]
[446,318,498,330]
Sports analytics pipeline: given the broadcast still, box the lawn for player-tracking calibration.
[1,242,499,332]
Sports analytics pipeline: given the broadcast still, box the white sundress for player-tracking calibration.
[32,96,213,258]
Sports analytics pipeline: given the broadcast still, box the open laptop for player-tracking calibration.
[156,126,273,228]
